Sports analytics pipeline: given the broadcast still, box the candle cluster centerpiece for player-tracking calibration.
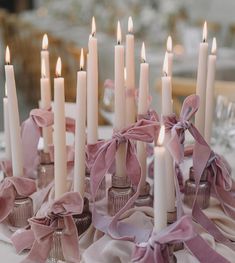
[1,15,235,263]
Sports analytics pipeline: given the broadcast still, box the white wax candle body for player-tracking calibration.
[195,42,208,135]
[125,33,136,126]
[41,50,50,78]
[161,76,176,212]
[114,44,126,177]
[5,65,23,177]
[54,77,67,199]
[205,55,216,144]
[87,37,98,144]
[137,62,149,187]
[40,77,52,152]
[3,97,11,160]
[154,146,167,231]
[167,52,173,77]
[74,71,87,195]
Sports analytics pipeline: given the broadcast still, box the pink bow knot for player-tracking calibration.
[132,215,196,263]
[0,177,36,223]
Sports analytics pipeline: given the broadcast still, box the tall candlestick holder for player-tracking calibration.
[73,197,92,236]
[85,169,106,201]
[184,167,211,209]
[108,175,134,216]
[7,194,33,229]
[37,150,54,189]
[134,181,153,207]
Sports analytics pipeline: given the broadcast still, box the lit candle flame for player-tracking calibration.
[80,48,84,70]
[163,52,168,76]
[42,34,48,50]
[128,16,133,33]
[5,46,10,64]
[167,36,172,53]
[124,67,127,81]
[202,21,207,42]
[117,20,122,45]
[91,16,96,36]
[5,83,7,97]
[41,58,46,78]
[141,42,146,63]
[56,57,62,77]
[211,37,217,55]
[157,125,165,146]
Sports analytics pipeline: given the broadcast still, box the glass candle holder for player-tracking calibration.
[47,228,65,263]
[37,150,54,189]
[184,167,211,209]
[134,181,153,207]
[85,171,106,201]
[108,175,134,216]
[73,197,92,236]
[7,195,33,228]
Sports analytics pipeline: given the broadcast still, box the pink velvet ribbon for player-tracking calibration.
[12,192,83,263]
[164,94,235,252]
[87,113,159,241]
[0,177,36,222]
[132,215,196,263]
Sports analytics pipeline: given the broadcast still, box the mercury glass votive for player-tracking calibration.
[37,150,54,189]
[7,195,33,228]
[108,175,134,216]
[134,181,153,207]
[73,197,92,236]
[184,167,211,209]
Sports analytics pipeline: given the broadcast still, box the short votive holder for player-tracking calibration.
[134,181,153,207]
[184,167,211,209]
[47,227,65,263]
[108,175,134,216]
[73,197,92,236]
[7,195,33,228]
[85,171,106,201]
[37,150,54,189]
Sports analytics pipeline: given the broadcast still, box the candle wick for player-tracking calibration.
[92,32,95,37]
[203,38,206,43]
[163,71,167,77]
[117,41,121,45]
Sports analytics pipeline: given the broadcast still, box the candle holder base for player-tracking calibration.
[85,172,106,201]
[108,175,134,216]
[37,151,54,189]
[167,210,177,225]
[167,244,177,263]
[73,197,92,236]
[47,228,65,263]
[7,195,33,228]
[134,182,153,207]
[184,167,211,209]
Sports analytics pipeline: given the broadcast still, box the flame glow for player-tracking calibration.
[128,16,133,33]
[117,20,122,44]
[124,67,127,81]
[91,16,96,36]
[203,21,207,42]
[211,37,217,54]
[157,125,165,146]
[141,42,146,63]
[167,36,172,53]
[5,46,10,64]
[80,48,84,70]
[163,52,168,76]
[42,34,48,50]
[56,57,62,77]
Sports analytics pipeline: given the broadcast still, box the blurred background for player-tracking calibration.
[1,0,235,133]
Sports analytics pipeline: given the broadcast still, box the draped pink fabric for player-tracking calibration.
[87,113,159,241]
[132,215,196,263]
[12,192,83,263]
[0,177,36,222]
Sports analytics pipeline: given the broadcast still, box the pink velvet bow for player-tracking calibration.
[132,215,195,263]
[0,177,36,222]
[87,115,159,240]
[13,192,83,263]
[21,108,54,177]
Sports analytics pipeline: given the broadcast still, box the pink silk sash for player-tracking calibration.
[0,177,36,222]
[12,192,83,263]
